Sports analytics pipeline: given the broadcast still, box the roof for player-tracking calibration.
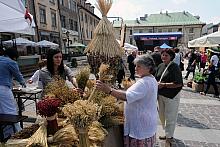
[113,11,205,27]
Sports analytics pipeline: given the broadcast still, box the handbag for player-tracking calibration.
[187,65,195,72]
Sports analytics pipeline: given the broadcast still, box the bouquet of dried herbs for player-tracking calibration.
[44,76,81,105]
[75,66,91,91]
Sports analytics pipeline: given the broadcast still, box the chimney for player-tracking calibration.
[194,15,200,20]
[136,18,140,24]
[144,14,148,18]
[166,11,168,15]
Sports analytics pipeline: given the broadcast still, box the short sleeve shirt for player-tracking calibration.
[155,62,183,98]
[124,76,158,139]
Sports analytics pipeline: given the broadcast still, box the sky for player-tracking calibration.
[88,0,220,24]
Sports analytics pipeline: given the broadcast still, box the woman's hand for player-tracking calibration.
[73,88,84,96]
[96,80,111,94]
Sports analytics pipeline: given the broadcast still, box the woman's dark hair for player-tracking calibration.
[4,47,19,60]
[161,49,175,61]
[46,49,64,75]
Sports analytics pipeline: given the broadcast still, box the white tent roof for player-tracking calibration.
[116,40,138,50]
[0,0,35,35]
[3,37,36,46]
[188,31,220,47]
[36,40,59,48]
[68,42,86,47]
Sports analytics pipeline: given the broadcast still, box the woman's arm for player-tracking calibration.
[96,80,127,101]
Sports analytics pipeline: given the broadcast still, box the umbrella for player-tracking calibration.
[68,42,86,48]
[36,40,59,48]
[0,0,35,35]
[3,37,36,46]
[160,43,172,49]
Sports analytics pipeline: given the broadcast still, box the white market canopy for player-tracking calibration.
[36,40,59,48]
[116,40,138,51]
[188,31,220,47]
[68,42,86,48]
[0,0,35,35]
[3,37,36,46]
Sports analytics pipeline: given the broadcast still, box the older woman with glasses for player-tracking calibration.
[96,54,158,147]
[155,49,183,147]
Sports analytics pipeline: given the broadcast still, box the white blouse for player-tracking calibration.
[125,76,158,139]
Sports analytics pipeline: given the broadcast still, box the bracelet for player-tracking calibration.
[109,88,113,95]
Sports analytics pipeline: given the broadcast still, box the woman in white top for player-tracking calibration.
[96,54,158,147]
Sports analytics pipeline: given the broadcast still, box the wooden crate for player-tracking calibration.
[192,82,204,92]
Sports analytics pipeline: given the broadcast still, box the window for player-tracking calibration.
[51,11,57,27]
[90,17,93,25]
[69,19,73,30]
[148,29,153,33]
[189,28,194,33]
[39,7,46,24]
[85,14,88,23]
[168,28,172,32]
[139,29,143,33]
[74,21,78,31]
[178,28,182,32]
[69,0,76,11]
[59,0,64,6]
[130,30,133,35]
[130,38,133,44]
[189,35,193,41]
[60,15,66,28]
[81,12,83,21]
[91,31,93,38]
[158,29,162,32]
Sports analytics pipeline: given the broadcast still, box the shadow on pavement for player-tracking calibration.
[177,113,209,129]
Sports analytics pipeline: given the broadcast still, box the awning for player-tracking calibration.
[133,32,182,41]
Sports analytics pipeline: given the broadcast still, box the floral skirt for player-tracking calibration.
[124,134,156,147]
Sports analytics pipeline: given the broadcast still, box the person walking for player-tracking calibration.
[155,49,183,147]
[96,54,158,147]
[0,48,26,140]
[200,52,219,98]
[184,50,197,80]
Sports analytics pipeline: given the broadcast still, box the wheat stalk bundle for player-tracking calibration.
[84,0,123,77]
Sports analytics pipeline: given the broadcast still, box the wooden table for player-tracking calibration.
[12,88,42,127]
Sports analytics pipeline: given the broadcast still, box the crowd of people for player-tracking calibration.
[1,45,219,146]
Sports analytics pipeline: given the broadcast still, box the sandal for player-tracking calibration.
[159,136,166,140]
[200,92,206,96]
[165,137,175,147]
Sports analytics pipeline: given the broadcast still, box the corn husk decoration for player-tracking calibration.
[62,100,101,147]
[84,0,123,80]
[26,122,48,147]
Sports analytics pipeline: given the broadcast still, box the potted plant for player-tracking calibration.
[192,72,206,92]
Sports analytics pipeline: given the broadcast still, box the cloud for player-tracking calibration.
[171,0,188,4]
[208,16,220,24]
[107,0,146,19]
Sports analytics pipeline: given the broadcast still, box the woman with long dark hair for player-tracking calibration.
[39,49,77,90]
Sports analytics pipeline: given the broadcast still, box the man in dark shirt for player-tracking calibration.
[127,51,136,80]
[151,46,163,67]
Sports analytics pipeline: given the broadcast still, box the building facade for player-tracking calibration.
[77,0,100,45]
[113,11,205,51]
[32,0,61,45]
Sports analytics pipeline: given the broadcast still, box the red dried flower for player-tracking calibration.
[37,98,61,117]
